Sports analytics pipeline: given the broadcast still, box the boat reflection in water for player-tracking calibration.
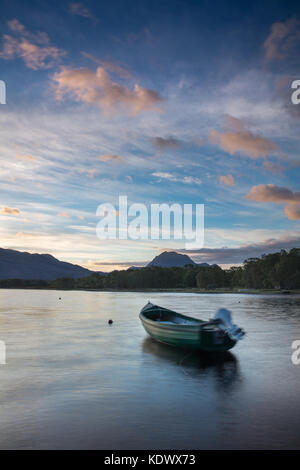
[142,337,241,391]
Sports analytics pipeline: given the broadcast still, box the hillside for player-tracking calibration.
[0,248,92,280]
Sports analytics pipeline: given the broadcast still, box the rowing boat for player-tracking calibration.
[139,302,245,352]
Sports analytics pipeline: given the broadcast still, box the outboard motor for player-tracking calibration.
[214,308,245,342]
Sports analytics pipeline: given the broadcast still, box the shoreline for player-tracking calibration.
[0,287,299,294]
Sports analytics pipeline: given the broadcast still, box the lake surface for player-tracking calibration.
[0,289,299,449]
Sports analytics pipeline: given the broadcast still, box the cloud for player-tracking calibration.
[1,206,20,215]
[284,203,300,221]
[0,19,66,70]
[57,212,70,217]
[91,232,300,268]
[182,176,202,185]
[209,114,278,159]
[69,3,96,22]
[15,153,36,161]
[177,233,300,265]
[245,184,300,203]
[92,261,146,267]
[78,168,97,178]
[152,172,177,182]
[151,136,180,149]
[152,172,201,185]
[53,66,164,115]
[98,154,123,163]
[219,174,235,186]
[264,18,300,62]
[245,184,300,221]
[82,52,132,79]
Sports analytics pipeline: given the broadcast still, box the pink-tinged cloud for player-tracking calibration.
[284,203,300,221]
[209,115,278,159]
[53,66,164,115]
[98,154,123,163]
[0,19,66,70]
[219,174,235,186]
[1,206,20,215]
[82,52,132,79]
[15,153,36,161]
[57,212,70,218]
[245,184,300,203]
[245,184,300,221]
[264,18,300,62]
[79,168,97,178]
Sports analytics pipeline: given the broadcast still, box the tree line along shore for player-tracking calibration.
[0,249,299,292]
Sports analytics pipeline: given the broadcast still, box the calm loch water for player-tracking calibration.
[0,289,299,449]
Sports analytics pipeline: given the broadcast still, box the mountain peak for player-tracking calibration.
[147,251,196,268]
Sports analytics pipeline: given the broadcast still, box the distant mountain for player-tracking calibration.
[147,251,196,268]
[0,248,93,280]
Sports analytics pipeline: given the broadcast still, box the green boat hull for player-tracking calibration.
[140,304,237,352]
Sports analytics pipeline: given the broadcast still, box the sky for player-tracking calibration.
[0,0,300,271]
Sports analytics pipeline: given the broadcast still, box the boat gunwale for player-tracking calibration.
[139,305,205,331]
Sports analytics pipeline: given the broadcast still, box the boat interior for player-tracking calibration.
[143,308,201,325]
